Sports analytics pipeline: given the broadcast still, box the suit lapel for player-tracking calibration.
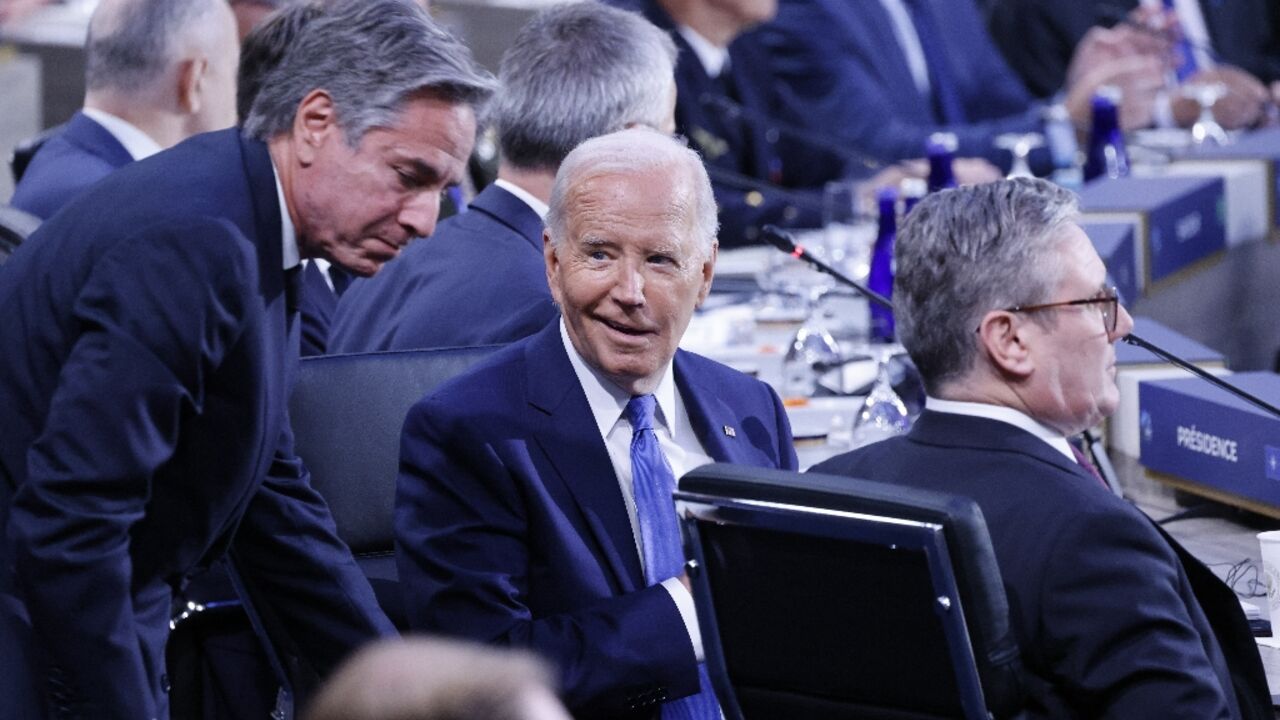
[674,352,770,467]
[523,324,645,594]
[468,184,545,254]
[908,410,1096,484]
[66,111,133,169]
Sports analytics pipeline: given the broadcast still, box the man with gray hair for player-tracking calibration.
[396,128,796,718]
[328,1,679,353]
[0,1,495,717]
[813,178,1270,718]
[11,0,239,220]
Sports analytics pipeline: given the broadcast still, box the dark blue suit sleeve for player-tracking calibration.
[1038,508,1234,718]
[395,397,700,715]
[228,423,396,678]
[7,220,256,720]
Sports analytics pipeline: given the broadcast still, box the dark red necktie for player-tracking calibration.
[1070,443,1108,489]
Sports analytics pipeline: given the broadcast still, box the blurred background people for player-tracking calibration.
[10,0,239,220]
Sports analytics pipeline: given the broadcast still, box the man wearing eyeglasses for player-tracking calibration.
[813,178,1270,719]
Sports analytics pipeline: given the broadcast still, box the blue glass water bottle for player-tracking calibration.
[1083,87,1129,182]
[868,187,898,343]
[926,132,958,193]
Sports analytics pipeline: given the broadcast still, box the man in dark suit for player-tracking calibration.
[328,3,678,353]
[986,0,1276,128]
[761,0,1166,169]
[11,0,239,220]
[812,178,1270,719]
[0,2,495,717]
[396,128,798,718]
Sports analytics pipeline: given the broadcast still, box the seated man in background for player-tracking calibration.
[986,0,1278,128]
[396,128,798,718]
[619,0,998,247]
[0,0,495,716]
[11,0,239,220]
[306,637,571,720]
[329,1,678,352]
[761,0,1167,171]
[813,178,1270,718]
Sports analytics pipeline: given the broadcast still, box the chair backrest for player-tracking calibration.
[676,463,1026,720]
[289,345,502,555]
[0,204,39,266]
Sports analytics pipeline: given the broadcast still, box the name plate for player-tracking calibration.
[1177,127,1280,230]
[1081,220,1138,304]
[1138,371,1280,509]
[1079,175,1226,294]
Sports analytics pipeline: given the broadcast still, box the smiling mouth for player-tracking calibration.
[601,318,654,337]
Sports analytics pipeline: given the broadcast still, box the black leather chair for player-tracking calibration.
[0,204,39,265]
[287,344,503,629]
[676,463,1026,720]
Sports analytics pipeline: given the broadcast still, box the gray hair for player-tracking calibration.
[895,177,1079,392]
[493,2,677,172]
[545,128,718,258]
[85,0,224,93]
[243,0,496,144]
[237,1,324,123]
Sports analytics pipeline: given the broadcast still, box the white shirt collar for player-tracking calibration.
[676,24,730,79]
[494,178,550,219]
[560,318,678,439]
[81,107,163,161]
[925,396,1075,461]
[270,157,300,270]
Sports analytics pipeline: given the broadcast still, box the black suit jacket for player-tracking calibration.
[0,129,393,719]
[812,410,1270,719]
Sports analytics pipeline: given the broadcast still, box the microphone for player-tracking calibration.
[699,93,883,171]
[1120,334,1280,419]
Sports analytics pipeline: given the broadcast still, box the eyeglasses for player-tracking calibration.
[1004,286,1121,334]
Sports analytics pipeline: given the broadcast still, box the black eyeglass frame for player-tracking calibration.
[1003,286,1120,335]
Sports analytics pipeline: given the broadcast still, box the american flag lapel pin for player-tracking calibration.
[723,425,736,438]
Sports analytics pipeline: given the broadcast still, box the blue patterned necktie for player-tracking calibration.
[625,395,720,720]
[899,0,967,124]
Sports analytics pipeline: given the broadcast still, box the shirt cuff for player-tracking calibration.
[660,576,704,661]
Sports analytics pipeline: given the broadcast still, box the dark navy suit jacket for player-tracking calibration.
[395,321,798,718]
[328,183,555,352]
[10,111,134,221]
[987,0,1280,99]
[812,411,1270,720]
[629,0,834,247]
[0,129,394,719]
[763,0,1046,168]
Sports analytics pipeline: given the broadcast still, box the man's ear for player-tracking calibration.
[176,57,208,115]
[695,241,718,308]
[976,310,1034,379]
[292,89,338,166]
[543,231,562,306]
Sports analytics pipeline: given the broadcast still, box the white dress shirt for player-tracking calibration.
[677,24,730,78]
[494,177,550,218]
[81,107,162,162]
[271,159,300,271]
[925,396,1076,461]
[560,319,713,659]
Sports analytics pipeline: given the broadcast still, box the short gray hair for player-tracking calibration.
[895,177,1079,392]
[493,2,677,172]
[85,0,223,93]
[243,0,496,144]
[545,128,718,257]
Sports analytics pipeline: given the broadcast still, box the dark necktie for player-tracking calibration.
[284,265,304,315]
[899,0,967,124]
[1069,442,1108,489]
[328,265,352,297]
[625,395,720,720]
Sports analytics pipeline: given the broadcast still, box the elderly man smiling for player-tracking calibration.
[395,127,797,719]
